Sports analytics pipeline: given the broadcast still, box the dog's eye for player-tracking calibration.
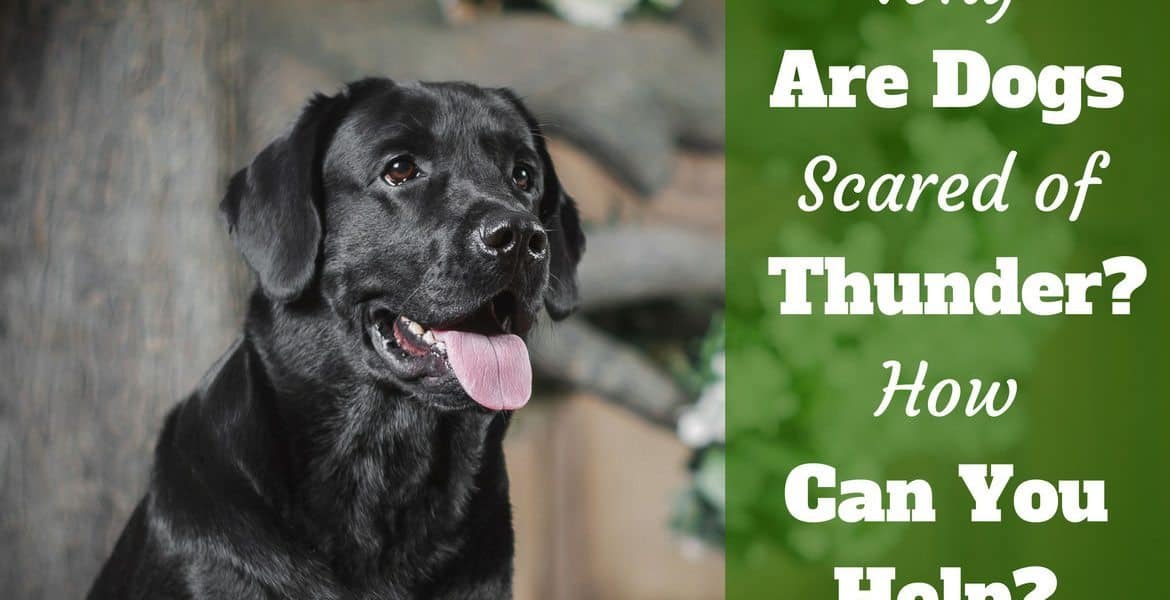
[383,156,420,186]
[512,164,533,192]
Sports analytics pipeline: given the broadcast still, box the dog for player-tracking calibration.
[87,77,585,599]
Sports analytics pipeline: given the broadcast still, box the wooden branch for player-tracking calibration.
[578,226,724,310]
[529,317,689,429]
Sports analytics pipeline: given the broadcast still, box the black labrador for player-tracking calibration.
[87,78,585,599]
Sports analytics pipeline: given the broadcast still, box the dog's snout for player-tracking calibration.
[527,227,548,258]
[481,221,517,253]
[477,214,547,263]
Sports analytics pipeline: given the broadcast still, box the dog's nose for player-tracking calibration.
[478,214,548,263]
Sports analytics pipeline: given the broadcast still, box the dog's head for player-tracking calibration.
[221,78,584,411]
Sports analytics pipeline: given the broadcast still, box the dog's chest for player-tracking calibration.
[300,409,504,590]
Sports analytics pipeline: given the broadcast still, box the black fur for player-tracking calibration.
[88,78,585,599]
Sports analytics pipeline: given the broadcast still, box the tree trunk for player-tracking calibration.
[0,1,245,597]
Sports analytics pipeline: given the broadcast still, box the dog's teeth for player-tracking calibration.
[422,331,436,345]
[501,315,512,334]
[408,321,424,336]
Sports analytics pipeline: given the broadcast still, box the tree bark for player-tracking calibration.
[0,1,244,597]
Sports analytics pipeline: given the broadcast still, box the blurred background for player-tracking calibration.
[0,0,725,598]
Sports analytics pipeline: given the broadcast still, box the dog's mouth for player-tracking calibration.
[365,291,533,411]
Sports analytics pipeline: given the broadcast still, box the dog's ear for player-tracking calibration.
[495,89,587,320]
[541,185,585,320]
[220,91,351,303]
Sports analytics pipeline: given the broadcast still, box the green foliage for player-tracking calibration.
[671,317,727,548]
[726,2,1071,564]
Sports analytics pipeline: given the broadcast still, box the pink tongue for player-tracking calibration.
[432,329,532,410]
